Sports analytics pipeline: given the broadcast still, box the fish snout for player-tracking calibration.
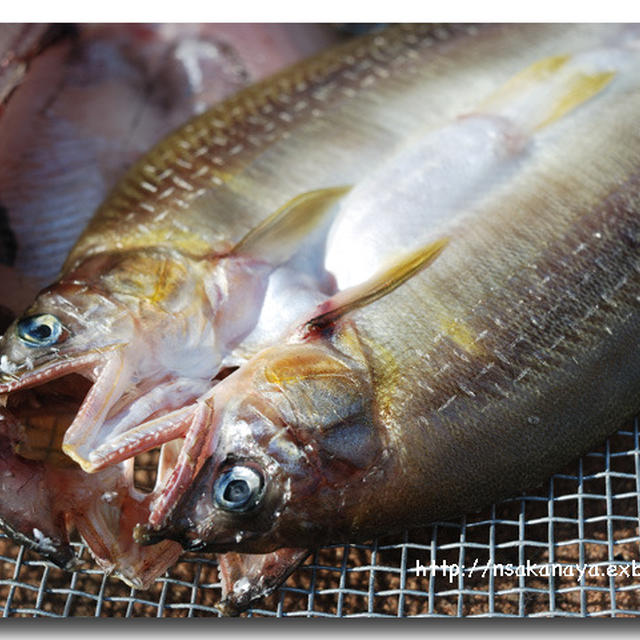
[133,519,208,552]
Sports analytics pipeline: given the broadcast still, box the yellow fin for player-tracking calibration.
[232,185,351,265]
[482,55,571,107]
[304,237,449,333]
[479,54,615,133]
[535,70,615,130]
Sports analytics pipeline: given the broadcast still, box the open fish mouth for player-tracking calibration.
[0,365,97,467]
[0,351,139,469]
[0,346,212,473]
[0,343,216,489]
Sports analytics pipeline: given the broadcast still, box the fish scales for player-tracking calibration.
[351,104,640,535]
[2,23,640,593]
[152,29,640,562]
[65,24,625,267]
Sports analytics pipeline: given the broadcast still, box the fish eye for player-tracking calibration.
[16,314,63,348]
[213,465,264,513]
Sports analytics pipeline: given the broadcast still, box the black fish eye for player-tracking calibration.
[16,314,63,348]
[213,465,264,513]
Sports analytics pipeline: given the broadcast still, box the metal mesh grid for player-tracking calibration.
[1,417,640,617]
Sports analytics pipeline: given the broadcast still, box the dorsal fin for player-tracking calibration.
[534,70,615,131]
[478,54,616,134]
[302,237,449,335]
[231,186,351,265]
[481,54,571,107]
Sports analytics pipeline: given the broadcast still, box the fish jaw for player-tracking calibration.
[84,402,198,472]
[145,400,214,529]
[72,459,183,590]
[0,336,194,475]
[60,350,136,471]
[0,345,132,473]
[0,351,104,395]
[0,352,106,468]
[215,548,309,616]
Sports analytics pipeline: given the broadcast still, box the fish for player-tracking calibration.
[137,34,640,612]
[0,22,344,584]
[0,398,183,587]
[0,23,343,285]
[0,22,637,595]
[143,37,631,530]
[0,23,631,483]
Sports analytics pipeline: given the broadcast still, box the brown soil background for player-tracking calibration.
[2,420,639,618]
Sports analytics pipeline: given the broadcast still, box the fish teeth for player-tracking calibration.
[0,355,18,375]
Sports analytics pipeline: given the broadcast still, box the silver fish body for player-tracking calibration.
[1,23,639,593]
[1,23,620,476]
[152,31,640,556]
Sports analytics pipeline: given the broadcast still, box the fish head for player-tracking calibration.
[0,249,158,381]
[0,249,206,471]
[0,281,132,378]
[149,341,386,553]
[0,407,79,569]
[0,263,137,454]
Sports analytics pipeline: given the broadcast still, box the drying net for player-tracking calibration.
[1,416,639,618]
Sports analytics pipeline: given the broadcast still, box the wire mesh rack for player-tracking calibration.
[1,417,639,618]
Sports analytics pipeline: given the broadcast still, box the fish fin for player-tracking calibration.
[231,186,351,265]
[216,548,309,616]
[534,70,615,131]
[303,237,449,334]
[480,54,615,133]
[482,54,571,107]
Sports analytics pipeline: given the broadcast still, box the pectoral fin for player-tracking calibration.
[232,186,351,266]
[303,237,449,334]
[216,548,309,616]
